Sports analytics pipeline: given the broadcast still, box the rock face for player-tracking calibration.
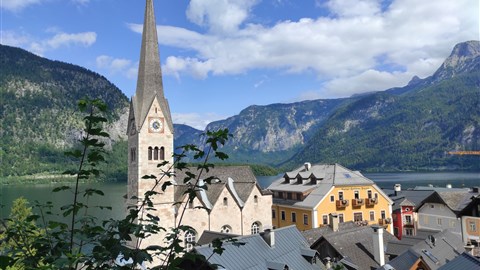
[432,40,480,81]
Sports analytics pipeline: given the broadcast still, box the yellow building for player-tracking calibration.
[268,163,393,233]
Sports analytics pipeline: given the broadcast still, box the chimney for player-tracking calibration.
[464,242,475,255]
[329,213,339,232]
[372,225,385,266]
[394,184,401,196]
[261,229,275,247]
[304,162,312,171]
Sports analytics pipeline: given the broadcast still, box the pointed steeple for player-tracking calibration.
[133,0,173,131]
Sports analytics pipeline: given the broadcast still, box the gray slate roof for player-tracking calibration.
[268,163,392,208]
[194,225,324,270]
[380,230,465,270]
[174,166,263,208]
[386,229,442,256]
[314,225,399,270]
[437,252,480,270]
[301,221,360,246]
[389,190,436,211]
[196,230,239,246]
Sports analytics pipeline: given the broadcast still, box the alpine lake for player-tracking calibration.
[0,171,479,220]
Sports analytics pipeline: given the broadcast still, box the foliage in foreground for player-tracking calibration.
[0,98,233,269]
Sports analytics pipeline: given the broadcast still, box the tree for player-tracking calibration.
[0,98,232,269]
[0,197,46,269]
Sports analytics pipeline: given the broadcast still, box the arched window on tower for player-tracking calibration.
[148,147,153,160]
[160,147,165,160]
[154,147,159,160]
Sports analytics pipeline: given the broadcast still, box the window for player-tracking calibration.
[354,190,360,200]
[272,209,276,219]
[381,210,386,220]
[254,195,258,204]
[375,193,378,199]
[394,227,399,236]
[185,231,196,252]
[405,207,410,212]
[188,200,194,209]
[405,228,413,236]
[430,204,435,209]
[323,215,328,225]
[303,214,309,225]
[281,211,286,221]
[437,218,442,226]
[160,147,165,160]
[367,190,372,199]
[130,148,136,163]
[154,146,159,160]
[370,211,375,221]
[220,225,232,234]
[330,195,335,202]
[148,147,153,160]
[339,191,344,201]
[469,221,477,232]
[292,212,297,223]
[354,212,363,222]
[405,215,412,224]
[287,192,293,200]
[339,214,344,223]
[223,197,228,206]
[450,220,456,227]
[251,222,261,234]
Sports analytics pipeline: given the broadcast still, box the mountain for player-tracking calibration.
[176,99,348,165]
[175,40,480,171]
[286,40,480,171]
[0,44,129,178]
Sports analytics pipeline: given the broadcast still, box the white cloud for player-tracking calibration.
[96,55,137,77]
[1,0,43,12]
[186,0,258,34]
[45,32,96,49]
[0,31,30,47]
[129,0,477,98]
[173,112,226,130]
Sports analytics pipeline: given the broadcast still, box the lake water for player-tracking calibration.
[1,172,479,219]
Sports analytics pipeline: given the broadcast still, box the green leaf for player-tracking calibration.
[53,185,71,192]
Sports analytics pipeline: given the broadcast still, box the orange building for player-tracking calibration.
[268,163,393,233]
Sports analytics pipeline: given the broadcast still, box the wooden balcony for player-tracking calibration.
[336,199,349,208]
[365,197,378,207]
[378,218,392,227]
[352,198,364,207]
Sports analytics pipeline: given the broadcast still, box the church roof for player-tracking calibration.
[174,166,264,209]
[131,0,173,132]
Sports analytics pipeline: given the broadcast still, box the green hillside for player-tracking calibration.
[0,45,129,179]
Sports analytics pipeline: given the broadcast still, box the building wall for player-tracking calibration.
[208,187,243,235]
[417,202,461,235]
[272,205,312,231]
[462,216,480,244]
[315,185,392,231]
[241,187,273,234]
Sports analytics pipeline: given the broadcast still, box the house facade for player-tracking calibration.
[126,0,272,254]
[269,163,393,233]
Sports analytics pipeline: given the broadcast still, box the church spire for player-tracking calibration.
[133,0,172,131]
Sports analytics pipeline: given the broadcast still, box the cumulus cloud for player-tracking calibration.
[186,0,258,34]
[96,55,137,78]
[131,0,477,98]
[1,0,43,12]
[173,112,226,130]
[1,30,96,56]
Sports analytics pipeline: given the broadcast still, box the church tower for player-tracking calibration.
[127,0,175,225]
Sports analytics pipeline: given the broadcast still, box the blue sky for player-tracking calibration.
[1,0,478,129]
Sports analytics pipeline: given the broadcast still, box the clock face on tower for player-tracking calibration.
[148,117,164,133]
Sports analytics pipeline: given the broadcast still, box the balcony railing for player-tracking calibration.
[352,198,364,207]
[379,218,392,226]
[336,199,349,208]
[365,197,378,206]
